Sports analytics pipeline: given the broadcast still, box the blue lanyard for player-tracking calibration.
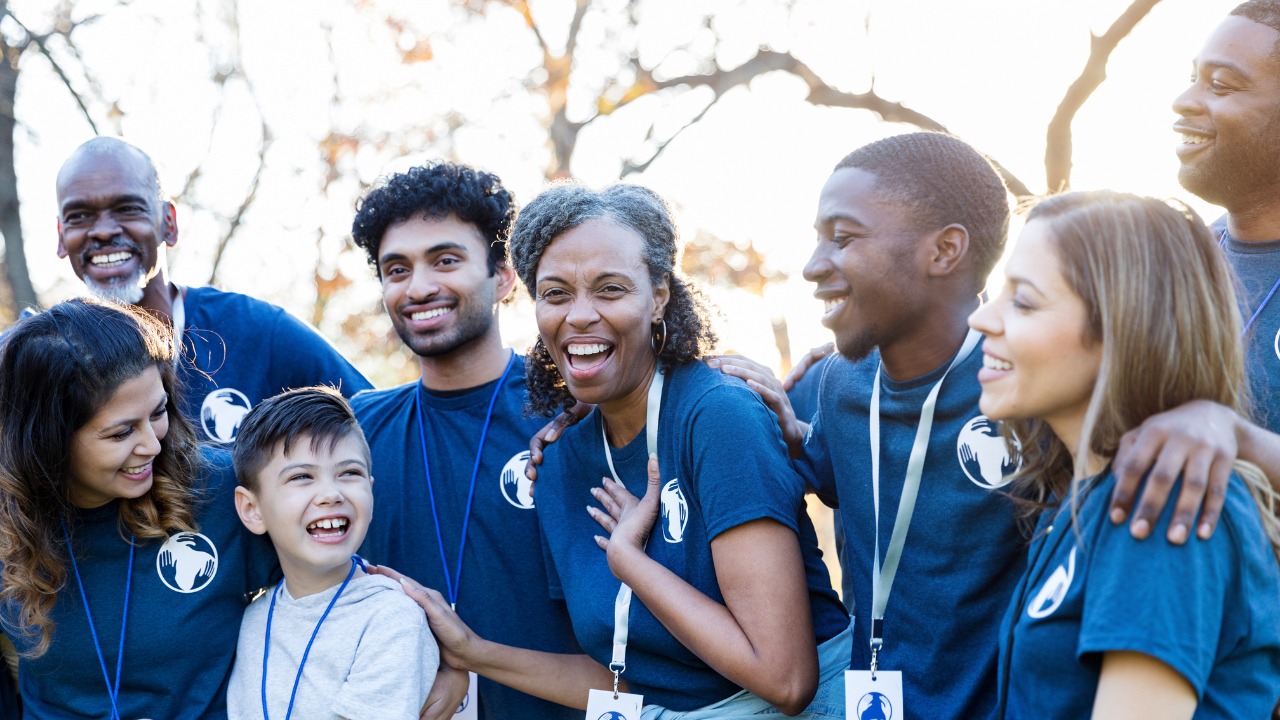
[261,555,366,720]
[61,520,133,720]
[416,350,516,609]
[1220,230,1280,336]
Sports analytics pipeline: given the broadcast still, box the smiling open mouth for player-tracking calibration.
[410,307,452,321]
[306,517,349,540]
[823,297,847,316]
[89,251,135,268]
[566,342,614,371]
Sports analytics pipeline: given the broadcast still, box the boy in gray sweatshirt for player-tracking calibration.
[227,387,439,720]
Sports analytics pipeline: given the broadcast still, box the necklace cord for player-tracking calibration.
[61,520,133,720]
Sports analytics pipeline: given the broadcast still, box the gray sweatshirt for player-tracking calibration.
[228,573,439,720]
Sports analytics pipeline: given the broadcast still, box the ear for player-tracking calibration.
[234,486,268,536]
[652,272,671,323]
[926,224,971,279]
[160,202,179,248]
[493,262,518,304]
[56,219,69,259]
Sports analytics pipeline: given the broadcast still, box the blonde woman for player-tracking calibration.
[969,191,1280,718]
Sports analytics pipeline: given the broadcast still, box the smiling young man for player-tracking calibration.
[1101,0,1280,547]
[348,162,580,720]
[53,137,371,444]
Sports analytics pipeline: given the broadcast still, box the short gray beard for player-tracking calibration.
[84,268,146,305]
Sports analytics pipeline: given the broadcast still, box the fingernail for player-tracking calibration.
[1198,522,1212,539]
[1168,523,1188,544]
[1131,518,1151,539]
[1109,508,1126,524]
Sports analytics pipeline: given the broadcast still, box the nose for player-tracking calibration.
[968,297,1001,336]
[565,295,600,329]
[803,242,832,284]
[406,265,442,303]
[1173,80,1203,119]
[134,422,163,460]
[314,477,347,507]
[88,212,121,242]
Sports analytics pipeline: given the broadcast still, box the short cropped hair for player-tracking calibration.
[351,161,516,278]
[834,132,1010,291]
[231,387,370,492]
[1233,0,1280,37]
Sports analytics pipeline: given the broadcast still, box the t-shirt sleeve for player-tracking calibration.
[793,396,838,508]
[331,593,440,720]
[1076,477,1234,696]
[688,384,804,539]
[269,310,373,398]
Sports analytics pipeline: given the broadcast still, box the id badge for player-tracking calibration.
[845,670,902,720]
[453,671,479,719]
[586,688,643,720]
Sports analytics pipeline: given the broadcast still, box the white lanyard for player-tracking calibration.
[867,329,981,672]
[600,364,664,698]
[171,286,185,370]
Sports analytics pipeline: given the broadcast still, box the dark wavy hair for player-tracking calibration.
[351,161,516,277]
[0,298,201,657]
[509,183,718,417]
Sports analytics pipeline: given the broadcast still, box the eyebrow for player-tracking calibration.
[1196,57,1252,79]
[379,242,469,267]
[1007,274,1044,295]
[278,457,369,475]
[61,194,152,214]
[815,212,869,230]
[538,271,632,286]
[99,396,168,434]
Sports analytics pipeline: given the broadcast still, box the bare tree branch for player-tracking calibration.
[1045,0,1164,192]
[621,92,721,176]
[1,9,98,134]
[497,0,549,55]
[207,123,268,284]
[564,0,591,58]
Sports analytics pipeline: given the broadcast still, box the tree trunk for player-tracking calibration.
[0,14,37,313]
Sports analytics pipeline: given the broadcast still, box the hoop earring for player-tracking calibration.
[650,318,668,356]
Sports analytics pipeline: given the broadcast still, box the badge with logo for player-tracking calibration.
[659,478,687,543]
[452,671,479,719]
[201,388,252,444]
[156,532,218,593]
[500,452,535,509]
[1027,546,1076,619]
[586,688,642,720]
[956,416,1020,489]
[845,670,902,720]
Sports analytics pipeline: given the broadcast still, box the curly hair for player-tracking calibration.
[835,132,1010,293]
[509,183,718,417]
[0,298,201,657]
[351,161,516,277]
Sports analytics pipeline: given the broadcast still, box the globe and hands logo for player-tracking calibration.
[660,478,688,543]
[499,452,535,509]
[200,388,252,444]
[957,416,1020,489]
[596,713,628,720]
[857,691,893,720]
[156,532,219,593]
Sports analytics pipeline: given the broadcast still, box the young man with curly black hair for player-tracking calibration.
[347,162,581,720]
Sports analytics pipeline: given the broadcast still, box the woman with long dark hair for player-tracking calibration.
[0,298,275,719]
[969,191,1280,718]
[384,183,850,718]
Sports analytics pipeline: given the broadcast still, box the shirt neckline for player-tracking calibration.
[1224,232,1280,256]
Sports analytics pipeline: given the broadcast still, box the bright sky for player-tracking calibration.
[6,0,1240,383]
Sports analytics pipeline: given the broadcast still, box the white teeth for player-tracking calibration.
[1181,133,1210,145]
[90,252,133,267]
[983,354,1013,372]
[120,462,151,474]
[823,297,846,315]
[567,343,612,356]
[410,308,452,321]
[307,517,349,531]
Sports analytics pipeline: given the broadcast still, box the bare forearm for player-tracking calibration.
[462,642,617,710]
[1236,417,1280,492]
[613,545,817,711]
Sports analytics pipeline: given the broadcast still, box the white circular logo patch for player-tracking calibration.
[1027,546,1076,619]
[500,452,535,509]
[957,416,1020,489]
[200,388,252,444]
[156,532,219,593]
[660,479,688,543]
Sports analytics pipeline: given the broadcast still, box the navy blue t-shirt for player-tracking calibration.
[1,447,277,719]
[180,286,371,444]
[537,360,847,712]
[796,341,1025,720]
[999,472,1280,718]
[1213,227,1280,434]
[353,355,581,720]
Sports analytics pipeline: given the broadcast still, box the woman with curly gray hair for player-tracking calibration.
[401,183,851,719]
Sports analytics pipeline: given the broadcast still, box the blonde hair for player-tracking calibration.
[1005,191,1280,560]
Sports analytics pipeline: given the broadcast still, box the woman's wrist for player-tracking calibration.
[606,539,651,583]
